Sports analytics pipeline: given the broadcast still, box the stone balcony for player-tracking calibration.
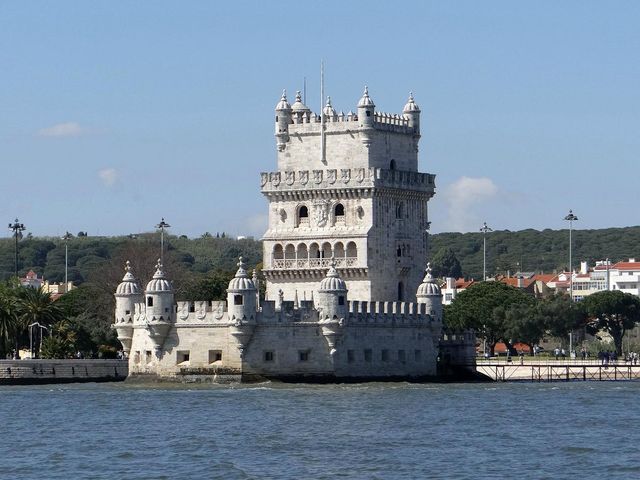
[271,256,358,270]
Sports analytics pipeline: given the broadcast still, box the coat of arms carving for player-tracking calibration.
[285,171,295,185]
[341,169,351,184]
[327,169,337,184]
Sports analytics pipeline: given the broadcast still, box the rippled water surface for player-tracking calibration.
[1,381,640,479]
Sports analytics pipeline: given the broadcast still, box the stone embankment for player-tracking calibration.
[0,359,128,385]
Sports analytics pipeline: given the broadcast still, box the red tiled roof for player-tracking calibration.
[613,262,640,271]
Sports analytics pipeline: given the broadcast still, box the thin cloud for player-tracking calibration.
[99,168,118,187]
[37,122,88,137]
[441,176,499,232]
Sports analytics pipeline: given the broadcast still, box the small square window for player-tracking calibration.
[125,310,130,315]
[338,296,345,306]
[381,349,389,362]
[299,350,310,362]
[364,349,372,362]
[234,295,243,306]
[209,350,223,363]
[264,351,274,362]
[177,351,190,364]
[347,350,355,363]
[147,297,153,307]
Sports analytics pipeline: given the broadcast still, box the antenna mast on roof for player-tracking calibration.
[320,59,326,163]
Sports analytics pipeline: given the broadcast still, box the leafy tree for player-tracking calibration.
[431,247,462,279]
[539,294,587,340]
[177,271,233,302]
[504,303,546,355]
[445,281,534,355]
[583,290,640,355]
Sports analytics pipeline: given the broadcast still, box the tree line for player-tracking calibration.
[445,282,640,356]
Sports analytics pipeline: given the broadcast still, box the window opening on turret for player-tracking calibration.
[125,310,130,315]
[147,297,153,307]
[338,296,345,306]
[390,159,396,170]
[234,295,243,305]
[366,111,371,117]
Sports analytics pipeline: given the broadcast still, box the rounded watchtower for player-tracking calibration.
[144,259,174,321]
[357,86,375,128]
[227,257,257,321]
[275,89,292,151]
[402,92,421,136]
[317,260,348,319]
[113,261,142,354]
[416,263,442,322]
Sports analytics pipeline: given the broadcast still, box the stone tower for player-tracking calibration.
[261,87,436,302]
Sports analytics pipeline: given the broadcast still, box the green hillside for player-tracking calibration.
[428,226,640,280]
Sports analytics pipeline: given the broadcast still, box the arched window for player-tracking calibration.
[390,159,396,170]
[398,282,404,302]
[334,203,345,217]
[346,241,357,258]
[297,205,309,227]
[273,244,284,259]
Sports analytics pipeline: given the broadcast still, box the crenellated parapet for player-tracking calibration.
[261,167,435,197]
[345,300,439,327]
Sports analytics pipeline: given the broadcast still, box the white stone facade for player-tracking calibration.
[263,89,435,304]
[113,87,451,382]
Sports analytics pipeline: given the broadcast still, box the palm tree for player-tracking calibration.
[17,287,64,357]
[0,286,19,358]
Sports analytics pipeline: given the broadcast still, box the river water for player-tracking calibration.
[1,381,639,479]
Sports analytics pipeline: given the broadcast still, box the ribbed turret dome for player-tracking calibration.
[357,86,375,108]
[319,261,347,292]
[403,92,421,113]
[291,90,310,112]
[145,260,172,293]
[275,89,291,111]
[417,263,440,296]
[227,257,256,292]
[116,261,141,296]
[322,96,336,116]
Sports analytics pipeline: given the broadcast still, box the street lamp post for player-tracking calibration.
[8,218,26,278]
[564,209,578,358]
[155,218,171,264]
[480,222,493,281]
[62,231,73,293]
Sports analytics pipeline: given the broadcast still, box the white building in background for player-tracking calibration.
[113,87,475,382]
[547,259,640,300]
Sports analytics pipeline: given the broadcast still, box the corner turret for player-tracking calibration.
[144,260,174,353]
[357,86,375,146]
[113,261,142,354]
[402,92,421,136]
[275,89,292,151]
[227,257,257,321]
[416,263,442,322]
[317,260,348,320]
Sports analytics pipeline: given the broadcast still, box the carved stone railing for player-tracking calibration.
[272,257,357,270]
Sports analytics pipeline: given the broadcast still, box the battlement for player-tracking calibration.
[345,300,438,326]
[261,167,435,194]
[286,109,416,135]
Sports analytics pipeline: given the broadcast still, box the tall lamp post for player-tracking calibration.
[8,218,26,278]
[155,218,171,264]
[62,231,73,293]
[564,209,578,358]
[480,222,493,281]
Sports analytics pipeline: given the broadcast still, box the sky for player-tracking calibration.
[1,1,639,239]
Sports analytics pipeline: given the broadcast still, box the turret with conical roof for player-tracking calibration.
[275,89,292,151]
[402,92,421,135]
[113,261,143,354]
[317,259,348,320]
[227,257,257,321]
[291,90,310,123]
[143,259,175,354]
[357,85,375,129]
[416,263,442,322]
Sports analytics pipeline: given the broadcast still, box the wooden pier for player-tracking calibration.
[476,360,640,382]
